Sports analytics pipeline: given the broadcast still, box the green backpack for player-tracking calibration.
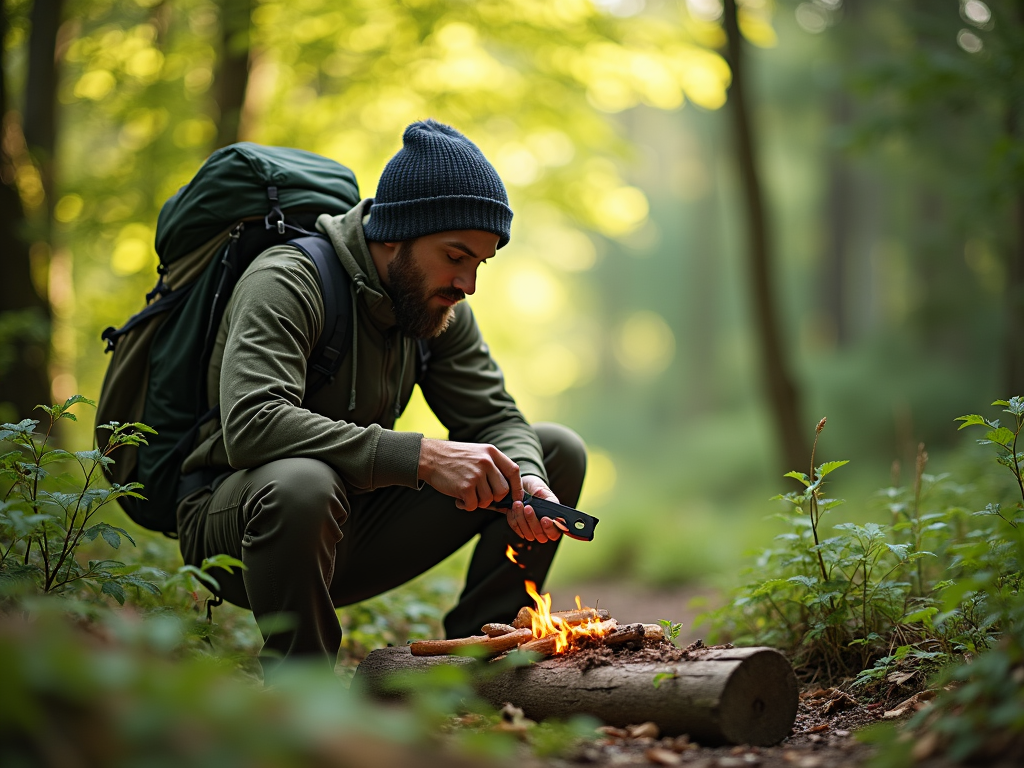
[95,143,361,534]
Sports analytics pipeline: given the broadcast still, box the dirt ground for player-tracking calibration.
[522,582,881,768]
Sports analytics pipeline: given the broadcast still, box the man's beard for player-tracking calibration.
[387,240,464,339]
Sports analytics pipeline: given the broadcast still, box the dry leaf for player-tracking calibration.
[886,670,916,686]
[821,691,856,716]
[646,747,683,766]
[629,722,661,739]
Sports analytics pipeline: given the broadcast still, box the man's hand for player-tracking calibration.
[418,438,523,512]
[505,475,562,544]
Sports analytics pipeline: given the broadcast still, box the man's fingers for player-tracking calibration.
[540,517,562,542]
[523,504,549,544]
[491,450,522,503]
[483,464,509,508]
[508,501,530,540]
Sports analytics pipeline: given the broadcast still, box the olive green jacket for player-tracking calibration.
[181,199,546,492]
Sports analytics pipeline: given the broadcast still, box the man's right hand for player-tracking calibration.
[418,438,523,512]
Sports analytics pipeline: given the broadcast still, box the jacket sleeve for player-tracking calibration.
[419,302,547,483]
[218,248,422,490]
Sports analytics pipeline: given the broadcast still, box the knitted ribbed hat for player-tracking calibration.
[364,119,513,249]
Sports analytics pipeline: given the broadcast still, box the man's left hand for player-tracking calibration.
[505,475,562,544]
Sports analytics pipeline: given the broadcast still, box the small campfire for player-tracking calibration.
[408,547,666,661]
[355,554,801,747]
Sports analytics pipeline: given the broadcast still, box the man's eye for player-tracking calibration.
[447,254,462,264]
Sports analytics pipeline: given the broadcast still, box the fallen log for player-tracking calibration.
[354,645,797,746]
[410,628,533,657]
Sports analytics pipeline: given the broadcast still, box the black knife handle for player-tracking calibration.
[491,492,599,541]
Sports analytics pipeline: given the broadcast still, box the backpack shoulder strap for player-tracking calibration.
[287,234,352,399]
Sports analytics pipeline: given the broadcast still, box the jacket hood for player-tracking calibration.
[316,199,398,331]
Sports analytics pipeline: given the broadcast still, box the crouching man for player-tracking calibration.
[176,119,587,676]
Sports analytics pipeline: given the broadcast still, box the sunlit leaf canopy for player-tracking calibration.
[36,0,735,480]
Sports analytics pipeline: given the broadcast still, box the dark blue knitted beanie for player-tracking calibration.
[364,119,513,248]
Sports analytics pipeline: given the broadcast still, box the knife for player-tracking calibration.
[492,492,600,542]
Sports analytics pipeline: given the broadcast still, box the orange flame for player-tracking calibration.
[523,580,612,654]
[506,545,518,564]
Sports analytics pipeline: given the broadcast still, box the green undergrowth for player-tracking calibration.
[700,398,1024,762]
[0,397,596,764]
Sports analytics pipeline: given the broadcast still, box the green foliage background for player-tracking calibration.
[2,0,1020,593]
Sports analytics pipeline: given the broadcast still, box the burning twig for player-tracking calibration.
[410,627,533,657]
[518,618,619,659]
[512,605,611,630]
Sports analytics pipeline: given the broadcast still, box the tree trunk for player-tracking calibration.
[23,0,64,216]
[1005,98,1024,397]
[721,0,809,471]
[823,95,852,348]
[213,0,253,148]
[0,4,52,417]
[355,645,798,747]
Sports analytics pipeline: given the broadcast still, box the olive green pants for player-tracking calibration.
[176,423,586,675]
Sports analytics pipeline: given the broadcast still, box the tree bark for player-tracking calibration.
[721,0,809,471]
[0,3,52,417]
[213,0,253,148]
[355,645,798,746]
[1005,81,1024,396]
[823,95,852,348]
[23,0,64,215]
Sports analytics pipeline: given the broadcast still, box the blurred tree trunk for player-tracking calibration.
[1006,107,1024,397]
[721,0,809,471]
[822,95,852,349]
[213,0,252,148]
[1004,0,1024,397]
[23,0,63,217]
[0,2,55,416]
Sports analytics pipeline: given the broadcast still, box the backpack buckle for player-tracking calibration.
[265,186,286,235]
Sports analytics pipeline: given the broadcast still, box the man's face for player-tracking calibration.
[386,229,500,339]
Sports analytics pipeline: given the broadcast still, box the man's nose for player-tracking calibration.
[453,267,477,296]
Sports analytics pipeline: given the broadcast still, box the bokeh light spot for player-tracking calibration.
[74,70,116,100]
[615,311,676,374]
[55,195,84,223]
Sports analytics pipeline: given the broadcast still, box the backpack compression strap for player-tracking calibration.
[288,235,353,397]
[290,235,431,392]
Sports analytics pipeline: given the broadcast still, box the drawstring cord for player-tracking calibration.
[348,278,361,411]
[394,336,409,418]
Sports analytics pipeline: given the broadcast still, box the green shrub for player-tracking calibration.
[700,401,1022,692]
[866,400,1024,763]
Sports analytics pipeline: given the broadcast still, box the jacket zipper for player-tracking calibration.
[380,333,392,424]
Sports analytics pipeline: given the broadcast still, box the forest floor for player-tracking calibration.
[526,581,882,768]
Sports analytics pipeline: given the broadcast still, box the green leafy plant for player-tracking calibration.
[700,418,954,683]
[652,671,678,689]
[881,399,1024,763]
[0,396,158,603]
[658,618,683,644]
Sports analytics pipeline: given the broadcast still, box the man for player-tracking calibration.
[176,119,587,675]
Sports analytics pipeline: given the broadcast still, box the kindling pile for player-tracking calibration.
[409,582,666,661]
